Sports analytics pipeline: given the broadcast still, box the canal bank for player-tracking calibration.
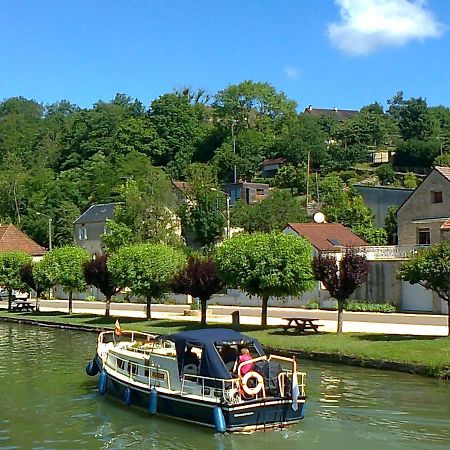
[1,312,449,379]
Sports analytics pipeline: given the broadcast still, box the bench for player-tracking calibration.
[11,300,36,312]
[282,317,322,334]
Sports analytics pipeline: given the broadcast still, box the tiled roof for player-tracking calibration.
[172,181,193,192]
[0,224,47,256]
[441,219,450,230]
[261,157,287,166]
[285,223,368,252]
[435,166,450,182]
[304,106,358,120]
[74,203,119,224]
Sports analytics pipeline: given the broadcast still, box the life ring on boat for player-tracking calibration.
[240,371,264,397]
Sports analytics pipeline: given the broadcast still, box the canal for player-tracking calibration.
[0,322,449,449]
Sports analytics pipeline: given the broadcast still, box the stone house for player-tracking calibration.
[397,166,450,246]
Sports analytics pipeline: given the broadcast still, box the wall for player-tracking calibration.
[354,185,413,228]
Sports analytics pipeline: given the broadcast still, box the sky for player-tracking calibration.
[1,0,449,111]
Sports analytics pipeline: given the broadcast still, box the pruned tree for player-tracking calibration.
[171,255,223,325]
[20,261,52,312]
[39,246,91,314]
[398,242,450,336]
[0,251,32,311]
[84,254,120,318]
[108,243,186,319]
[216,232,315,326]
[313,250,368,333]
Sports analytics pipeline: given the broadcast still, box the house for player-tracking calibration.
[283,223,368,253]
[73,203,119,255]
[354,185,414,228]
[303,105,358,120]
[260,157,286,178]
[397,166,450,246]
[221,182,270,207]
[0,224,46,261]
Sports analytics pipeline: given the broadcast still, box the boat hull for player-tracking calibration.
[101,370,305,432]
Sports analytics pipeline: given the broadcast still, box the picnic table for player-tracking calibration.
[11,300,36,312]
[282,317,322,333]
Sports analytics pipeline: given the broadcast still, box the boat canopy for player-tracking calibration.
[166,329,265,380]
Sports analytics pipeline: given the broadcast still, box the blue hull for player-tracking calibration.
[102,371,305,432]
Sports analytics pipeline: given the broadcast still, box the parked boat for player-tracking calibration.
[86,327,306,432]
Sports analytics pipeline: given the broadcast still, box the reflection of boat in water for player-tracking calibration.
[86,328,306,432]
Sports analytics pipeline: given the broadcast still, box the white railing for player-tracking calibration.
[325,245,430,261]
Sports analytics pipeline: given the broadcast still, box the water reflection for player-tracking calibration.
[0,322,449,450]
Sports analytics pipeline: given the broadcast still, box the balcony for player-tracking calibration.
[350,245,430,261]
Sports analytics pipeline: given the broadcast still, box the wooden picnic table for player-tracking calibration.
[282,317,322,333]
[11,300,36,312]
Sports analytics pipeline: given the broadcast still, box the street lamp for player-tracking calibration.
[36,212,53,251]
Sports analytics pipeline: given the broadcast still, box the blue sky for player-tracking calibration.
[1,0,449,111]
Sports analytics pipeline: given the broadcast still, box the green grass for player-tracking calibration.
[1,310,449,378]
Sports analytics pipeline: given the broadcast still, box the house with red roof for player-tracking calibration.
[0,224,46,260]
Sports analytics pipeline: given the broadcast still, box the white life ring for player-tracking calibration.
[241,371,264,397]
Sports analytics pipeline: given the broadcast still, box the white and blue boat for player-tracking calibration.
[86,328,306,432]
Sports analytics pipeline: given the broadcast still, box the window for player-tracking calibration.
[432,191,443,203]
[417,228,430,245]
[78,225,88,241]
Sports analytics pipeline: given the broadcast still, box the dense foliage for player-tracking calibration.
[0,84,449,249]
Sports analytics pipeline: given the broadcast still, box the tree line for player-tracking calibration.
[1,82,450,249]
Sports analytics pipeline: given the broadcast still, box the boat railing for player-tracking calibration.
[98,330,161,347]
[181,373,241,403]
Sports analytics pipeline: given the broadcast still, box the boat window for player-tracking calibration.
[217,344,239,372]
[182,345,202,375]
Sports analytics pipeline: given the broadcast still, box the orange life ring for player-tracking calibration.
[241,371,264,397]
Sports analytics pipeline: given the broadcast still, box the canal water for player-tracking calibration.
[0,322,449,450]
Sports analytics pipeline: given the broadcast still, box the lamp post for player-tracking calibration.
[231,120,237,183]
[36,212,53,251]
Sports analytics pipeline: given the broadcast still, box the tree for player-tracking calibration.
[216,232,315,326]
[398,98,436,141]
[0,251,32,311]
[393,139,440,170]
[384,206,398,245]
[20,261,52,312]
[403,172,418,189]
[398,242,450,336]
[171,256,223,324]
[313,250,368,333]
[232,190,307,233]
[108,243,186,319]
[39,246,91,313]
[84,254,120,317]
[376,164,396,185]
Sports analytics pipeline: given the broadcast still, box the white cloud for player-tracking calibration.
[328,0,445,55]
[284,66,299,79]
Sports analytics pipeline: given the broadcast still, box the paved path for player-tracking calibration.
[2,299,446,336]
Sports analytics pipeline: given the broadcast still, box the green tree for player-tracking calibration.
[376,164,396,185]
[39,246,91,313]
[398,242,450,335]
[384,206,398,245]
[232,190,307,233]
[273,164,307,195]
[20,261,52,311]
[0,251,32,311]
[108,243,186,319]
[313,250,368,333]
[398,97,436,141]
[216,232,315,326]
[403,172,418,189]
[393,139,440,169]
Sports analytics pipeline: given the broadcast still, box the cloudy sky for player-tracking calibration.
[0,0,448,110]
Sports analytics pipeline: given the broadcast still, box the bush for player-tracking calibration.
[303,300,319,309]
[346,300,397,313]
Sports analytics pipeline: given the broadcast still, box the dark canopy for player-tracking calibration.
[166,328,264,380]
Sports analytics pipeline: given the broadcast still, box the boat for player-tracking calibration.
[86,327,306,432]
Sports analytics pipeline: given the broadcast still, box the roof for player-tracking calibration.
[285,223,368,251]
[172,181,193,192]
[435,166,450,182]
[441,219,450,230]
[261,157,287,166]
[304,106,358,120]
[74,203,119,224]
[0,224,47,256]
[166,329,264,380]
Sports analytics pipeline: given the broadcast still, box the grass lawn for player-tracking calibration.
[1,310,449,378]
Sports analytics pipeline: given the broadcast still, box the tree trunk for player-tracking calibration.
[36,291,41,312]
[69,291,73,314]
[105,295,111,318]
[146,295,152,320]
[8,291,13,312]
[200,298,208,325]
[337,300,345,333]
[261,295,269,327]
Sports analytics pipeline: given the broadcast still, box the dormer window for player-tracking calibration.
[432,191,443,203]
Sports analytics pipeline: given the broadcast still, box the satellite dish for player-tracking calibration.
[313,212,325,223]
